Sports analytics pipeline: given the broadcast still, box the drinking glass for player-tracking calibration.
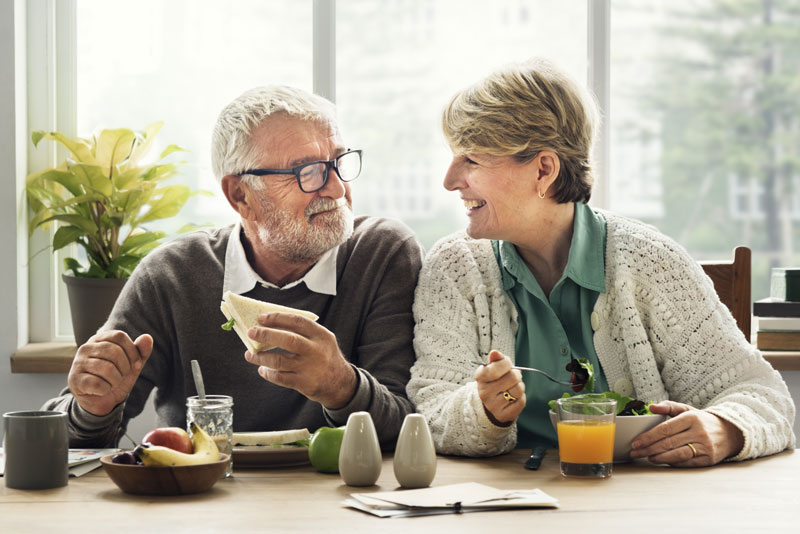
[186,395,233,478]
[556,396,617,478]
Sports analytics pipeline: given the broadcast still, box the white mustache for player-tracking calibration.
[306,197,348,217]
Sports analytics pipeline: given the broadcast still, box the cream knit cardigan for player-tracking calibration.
[408,212,796,459]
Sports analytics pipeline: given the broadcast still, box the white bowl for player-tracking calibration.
[549,410,666,463]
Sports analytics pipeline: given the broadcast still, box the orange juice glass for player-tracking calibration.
[556,396,616,478]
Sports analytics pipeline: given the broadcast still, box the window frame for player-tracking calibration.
[21,0,611,345]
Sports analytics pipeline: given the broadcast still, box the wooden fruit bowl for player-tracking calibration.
[100,453,230,495]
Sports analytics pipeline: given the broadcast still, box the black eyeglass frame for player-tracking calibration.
[238,149,362,193]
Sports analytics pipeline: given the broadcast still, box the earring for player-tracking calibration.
[538,191,545,199]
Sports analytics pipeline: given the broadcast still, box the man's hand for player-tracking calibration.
[67,331,154,417]
[475,350,526,426]
[244,312,357,409]
[629,400,745,466]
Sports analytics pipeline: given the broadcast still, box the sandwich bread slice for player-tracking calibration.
[220,291,319,354]
[232,428,312,448]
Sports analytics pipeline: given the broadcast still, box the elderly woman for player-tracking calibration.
[408,58,795,466]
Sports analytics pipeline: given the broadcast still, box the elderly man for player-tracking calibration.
[43,86,423,449]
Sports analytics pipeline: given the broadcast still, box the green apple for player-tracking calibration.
[308,426,345,473]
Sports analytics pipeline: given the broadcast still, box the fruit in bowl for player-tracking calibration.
[101,453,230,495]
[141,426,194,454]
[102,422,227,495]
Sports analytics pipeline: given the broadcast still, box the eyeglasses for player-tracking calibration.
[239,149,363,193]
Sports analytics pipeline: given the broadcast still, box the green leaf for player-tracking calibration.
[52,226,85,252]
[32,131,96,164]
[126,121,163,167]
[119,231,166,255]
[43,169,87,197]
[70,163,113,196]
[135,185,190,223]
[39,214,98,235]
[96,128,136,169]
[113,167,144,191]
[31,130,46,147]
[63,257,85,277]
[159,144,188,159]
[221,317,235,331]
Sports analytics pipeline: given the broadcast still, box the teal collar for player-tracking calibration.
[494,203,606,294]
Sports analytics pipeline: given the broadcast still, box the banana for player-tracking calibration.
[135,422,220,466]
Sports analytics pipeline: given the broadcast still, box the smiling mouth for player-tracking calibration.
[307,198,347,219]
[463,199,487,211]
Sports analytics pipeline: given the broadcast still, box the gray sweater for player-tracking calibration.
[44,216,423,450]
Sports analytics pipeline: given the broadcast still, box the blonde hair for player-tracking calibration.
[442,58,599,203]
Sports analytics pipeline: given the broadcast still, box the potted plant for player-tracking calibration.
[26,122,205,345]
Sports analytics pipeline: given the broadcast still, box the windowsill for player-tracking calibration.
[11,342,77,373]
[9,341,800,374]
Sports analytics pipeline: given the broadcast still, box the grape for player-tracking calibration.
[111,451,138,465]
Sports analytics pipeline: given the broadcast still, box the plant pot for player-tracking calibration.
[62,275,128,346]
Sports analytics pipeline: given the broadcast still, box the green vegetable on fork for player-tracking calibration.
[550,358,653,416]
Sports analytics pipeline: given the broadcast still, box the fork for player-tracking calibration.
[471,360,581,388]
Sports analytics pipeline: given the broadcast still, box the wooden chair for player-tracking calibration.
[699,247,752,339]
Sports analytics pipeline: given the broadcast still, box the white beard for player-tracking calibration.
[254,195,354,264]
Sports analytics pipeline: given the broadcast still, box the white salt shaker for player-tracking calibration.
[393,413,437,488]
[339,411,382,486]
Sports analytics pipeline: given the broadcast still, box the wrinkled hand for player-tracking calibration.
[475,350,526,426]
[629,400,744,466]
[244,312,357,410]
[67,331,153,417]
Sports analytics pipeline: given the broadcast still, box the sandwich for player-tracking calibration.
[219,291,319,354]
[232,428,312,448]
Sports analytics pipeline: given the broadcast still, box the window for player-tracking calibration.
[337,0,586,247]
[24,0,800,343]
[609,0,800,297]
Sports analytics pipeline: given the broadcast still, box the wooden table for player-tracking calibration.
[1,449,797,533]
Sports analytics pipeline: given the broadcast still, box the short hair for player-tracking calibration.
[211,85,338,182]
[442,58,599,203]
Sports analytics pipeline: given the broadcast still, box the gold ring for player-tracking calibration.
[687,442,698,458]
[502,390,517,403]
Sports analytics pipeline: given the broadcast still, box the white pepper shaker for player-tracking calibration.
[339,411,382,486]
[393,413,437,488]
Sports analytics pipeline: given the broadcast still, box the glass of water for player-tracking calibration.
[186,395,234,478]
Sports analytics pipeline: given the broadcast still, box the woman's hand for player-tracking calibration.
[475,350,526,426]
[629,401,744,466]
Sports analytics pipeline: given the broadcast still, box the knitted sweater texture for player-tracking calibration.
[45,216,423,449]
[408,211,796,459]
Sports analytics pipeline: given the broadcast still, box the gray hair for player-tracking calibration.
[211,85,338,182]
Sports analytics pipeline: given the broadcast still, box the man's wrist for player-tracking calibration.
[322,363,359,410]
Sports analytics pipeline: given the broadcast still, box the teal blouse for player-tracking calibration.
[492,202,609,449]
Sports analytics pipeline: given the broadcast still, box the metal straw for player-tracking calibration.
[190,359,206,401]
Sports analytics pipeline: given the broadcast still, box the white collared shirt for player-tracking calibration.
[222,222,338,298]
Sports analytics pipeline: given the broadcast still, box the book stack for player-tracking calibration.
[754,298,800,351]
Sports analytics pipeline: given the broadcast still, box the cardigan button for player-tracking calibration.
[590,312,601,331]
[612,378,634,397]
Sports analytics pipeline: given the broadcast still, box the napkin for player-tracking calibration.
[344,482,559,518]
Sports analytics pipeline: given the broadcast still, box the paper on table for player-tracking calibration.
[345,482,559,518]
[363,482,509,508]
[1,448,118,477]
[68,448,119,477]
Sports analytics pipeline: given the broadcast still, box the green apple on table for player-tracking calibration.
[308,426,345,473]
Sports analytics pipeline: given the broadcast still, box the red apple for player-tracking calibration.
[141,427,193,454]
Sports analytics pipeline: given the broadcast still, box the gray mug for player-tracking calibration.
[3,410,68,489]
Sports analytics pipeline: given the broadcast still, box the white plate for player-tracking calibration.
[232,446,310,468]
